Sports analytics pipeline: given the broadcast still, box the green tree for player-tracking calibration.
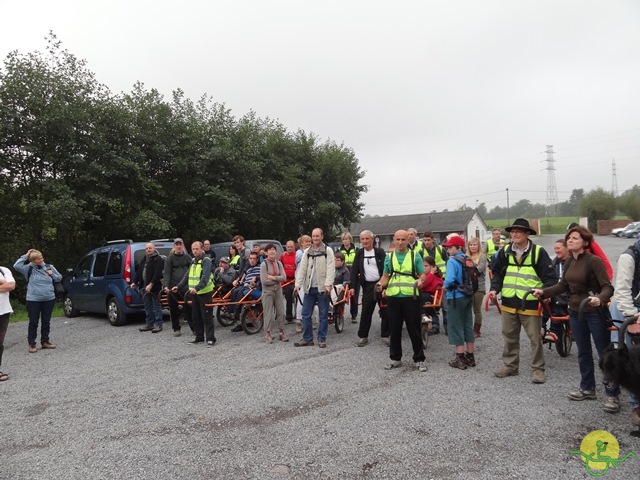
[579,188,616,230]
[617,185,640,220]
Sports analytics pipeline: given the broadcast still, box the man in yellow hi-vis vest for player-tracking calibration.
[488,219,557,384]
[377,230,426,372]
[174,241,216,347]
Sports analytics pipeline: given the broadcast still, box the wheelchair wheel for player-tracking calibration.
[216,304,235,327]
[240,305,263,335]
[422,323,429,350]
[334,313,344,333]
[555,324,572,357]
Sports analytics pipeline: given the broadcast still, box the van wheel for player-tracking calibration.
[64,295,79,318]
[107,298,127,326]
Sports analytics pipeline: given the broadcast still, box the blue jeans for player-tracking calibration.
[570,309,620,396]
[143,293,163,328]
[301,287,329,342]
[610,301,639,407]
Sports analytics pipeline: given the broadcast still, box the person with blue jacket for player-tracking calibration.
[13,249,62,353]
[442,236,475,370]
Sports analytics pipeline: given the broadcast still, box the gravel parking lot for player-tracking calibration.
[1,235,639,479]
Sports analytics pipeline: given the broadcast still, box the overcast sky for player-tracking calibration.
[2,0,639,216]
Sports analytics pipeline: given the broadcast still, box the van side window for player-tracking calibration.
[93,252,109,277]
[107,252,122,276]
[75,255,94,280]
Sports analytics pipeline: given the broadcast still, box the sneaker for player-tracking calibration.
[427,327,440,336]
[294,338,314,347]
[603,395,620,413]
[173,330,182,337]
[28,344,37,354]
[568,388,596,401]
[417,361,427,372]
[385,360,402,370]
[318,340,327,349]
[544,332,558,343]
[151,326,163,333]
[230,325,243,333]
[449,356,468,370]
[463,353,476,368]
[632,407,640,426]
[351,316,358,324]
[421,315,431,324]
[532,370,546,384]
[139,325,154,332]
[356,337,369,347]
[294,321,303,333]
[187,339,205,345]
[381,337,390,346]
[41,341,57,349]
[494,367,519,378]
[206,340,215,348]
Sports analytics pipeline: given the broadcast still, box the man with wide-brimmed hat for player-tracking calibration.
[488,218,557,384]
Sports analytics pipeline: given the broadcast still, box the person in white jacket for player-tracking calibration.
[610,237,640,427]
[294,228,335,349]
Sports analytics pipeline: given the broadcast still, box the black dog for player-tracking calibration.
[599,340,640,398]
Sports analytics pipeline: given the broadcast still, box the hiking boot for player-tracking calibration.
[294,338,314,347]
[206,340,215,348]
[463,352,476,368]
[187,339,204,345]
[384,360,402,370]
[449,356,468,370]
[356,337,369,347]
[41,341,57,349]
[494,367,519,378]
[151,326,163,333]
[351,316,358,324]
[230,324,243,332]
[294,321,303,333]
[417,361,427,372]
[568,388,596,401]
[532,370,546,384]
[603,395,620,413]
[139,325,154,332]
[173,330,182,337]
[421,315,431,324]
[28,344,37,354]
[318,340,327,349]
[381,337,390,346]
[632,407,640,426]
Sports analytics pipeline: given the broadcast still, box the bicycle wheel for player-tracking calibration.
[241,305,263,335]
[216,304,235,327]
[334,313,344,333]
[555,324,572,357]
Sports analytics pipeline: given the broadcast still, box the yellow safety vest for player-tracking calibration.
[501,244,542,314]
[486,239,499,261]
[188,258,214,293]
[230,255,240,267]
[340,246,357,267]
[386,251,418,297]
[419,243,447,274]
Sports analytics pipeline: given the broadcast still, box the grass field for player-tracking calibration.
[8,300,64,323]
[485,215,630,235]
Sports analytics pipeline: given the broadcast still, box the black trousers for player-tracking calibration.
[192,291,215,343]
[357,281,378,339]
[388,296,425,362]
[0,312,10,367]
[168,290,192,332]
[283,280,295,320]
[350,285,359,319]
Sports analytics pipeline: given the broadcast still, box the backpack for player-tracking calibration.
[452,255,479,296]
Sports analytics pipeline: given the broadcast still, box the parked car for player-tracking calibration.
[621,223,640,238]
[62,239,174,326]
[612,222,640,237]
[210,239,284,263]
